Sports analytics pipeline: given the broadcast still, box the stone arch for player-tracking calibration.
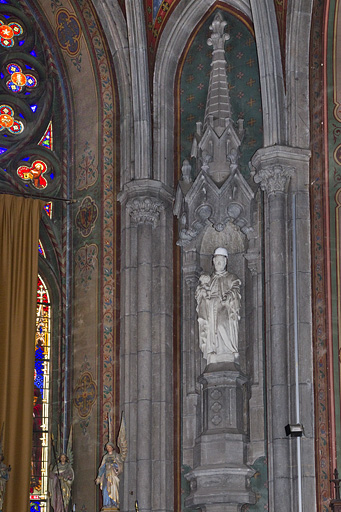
[91,1,133,184]
[286,0,313,147]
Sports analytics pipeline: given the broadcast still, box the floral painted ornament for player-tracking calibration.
[0,105,24,133]
[17,160,48,189]
[6,63,37,93]
[0,20,23,48]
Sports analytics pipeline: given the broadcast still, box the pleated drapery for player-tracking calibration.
[0,194,44,511]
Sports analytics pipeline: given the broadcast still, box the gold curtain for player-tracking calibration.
[0,194,44,511]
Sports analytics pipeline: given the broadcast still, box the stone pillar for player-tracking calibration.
[254,160,293,510]
[182,250,202,468]
[185,362,254,511]
[119,180,173,512]
[244,236,265,463]
[252,145,314,511]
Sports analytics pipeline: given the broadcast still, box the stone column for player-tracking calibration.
[244,236,265,463]
[254,162,293,510]
[252,145,314,511]
[119,180,173,512]
[182,249,202,469]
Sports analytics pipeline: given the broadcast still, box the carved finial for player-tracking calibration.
[181,159,192,183]
[207,12,230,50]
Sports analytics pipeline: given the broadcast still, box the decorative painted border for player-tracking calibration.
[73,0,120,450]
[145,0,180,58]
[333,0,341,121]
[311,0,336,509]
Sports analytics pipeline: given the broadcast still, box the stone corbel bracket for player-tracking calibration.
[126,196,164,228]
[118,179,173,228]
[174,169,254,246]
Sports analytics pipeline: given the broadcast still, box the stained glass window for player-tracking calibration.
[38,240,46,258]
[30,276,51,512]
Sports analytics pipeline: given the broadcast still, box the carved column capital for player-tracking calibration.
[244,251,259,276]
[126,196,164,228]
[254,164,294,194]
[185,273,200,288]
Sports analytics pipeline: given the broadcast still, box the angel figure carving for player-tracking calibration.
[96,413,127,510]
[0,424,11,512]
[49,427,74,512]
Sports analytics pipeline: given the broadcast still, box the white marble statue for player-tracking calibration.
[195,247,241,363]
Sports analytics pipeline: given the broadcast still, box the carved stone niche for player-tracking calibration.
[175,11,264,511]
[180,217,262,511]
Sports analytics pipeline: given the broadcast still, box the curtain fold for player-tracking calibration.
[0,194,44,512]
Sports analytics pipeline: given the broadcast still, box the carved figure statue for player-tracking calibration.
[195,247,241,363]
[0,455,10,511]
[0,425,10,512]
[96,413,127,510]
[49,453,74,512]
[50,426,74,512]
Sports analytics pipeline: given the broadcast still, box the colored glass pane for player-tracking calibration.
[17,160,48,189]
[43,201,52,219]
[0,113,12,127]
[12,71,25,85]
[6,63,38,92]
[39,121,53,150]
[0,105,24,133]
[0,20,22,47]
[0,24,14,38]
[30,276,50,512]
[38,240,46,257]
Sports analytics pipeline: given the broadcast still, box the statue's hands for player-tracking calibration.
[95,477,100,485]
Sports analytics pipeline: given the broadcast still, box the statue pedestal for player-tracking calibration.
[185,362,255,512]
[101,507,119,512]
[331,500,341,511]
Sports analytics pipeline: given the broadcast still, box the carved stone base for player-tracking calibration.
[185,362,255,510]
[100,507,119,512]
[185,463,254,511]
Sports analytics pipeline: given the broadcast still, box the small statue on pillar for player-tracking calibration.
[49,427,74,512]
[96,413,127,511]
[195,247,241,364]
[0,424,11,512]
